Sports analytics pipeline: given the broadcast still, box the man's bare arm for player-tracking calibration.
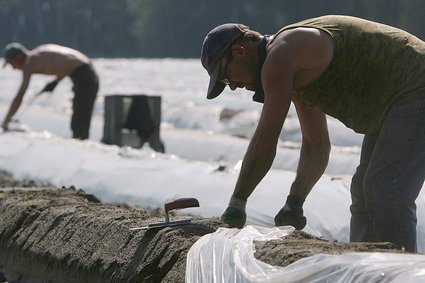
[289,98,331,199]
[232,48,296,201]
[2,72,31,127]
[232,96,292,201]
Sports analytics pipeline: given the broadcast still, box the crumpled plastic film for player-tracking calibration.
[186,225,425,283]
[186,225,295,283]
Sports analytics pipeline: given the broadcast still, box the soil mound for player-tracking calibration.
[0,186,221,283]
[0,171,404,283]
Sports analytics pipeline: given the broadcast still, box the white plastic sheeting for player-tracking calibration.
[186,225,425,283]
[1,131,425,253]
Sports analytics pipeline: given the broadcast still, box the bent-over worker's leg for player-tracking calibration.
[71,65,99,140]
[350,134,379,242]
[363,99,425,252]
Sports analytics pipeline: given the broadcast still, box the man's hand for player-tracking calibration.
[274,195,306,230]
[39,79,59,94]
[221,207,246,228]
[1,118,10,131]
[221,195,247,228]
[1,123,8,132]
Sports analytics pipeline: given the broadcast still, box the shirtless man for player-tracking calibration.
[201,15,425,252]
[2,42,99,139]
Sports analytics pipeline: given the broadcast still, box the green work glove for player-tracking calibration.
[274,195,307,230]
[221,196,247,228]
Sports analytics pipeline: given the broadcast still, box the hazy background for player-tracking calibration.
[1,0,425,58]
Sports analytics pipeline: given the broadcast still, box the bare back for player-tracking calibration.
[24,44,91,79]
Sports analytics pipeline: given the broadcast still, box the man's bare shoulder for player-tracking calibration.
[265,27,334,88]
[269,27,333,58]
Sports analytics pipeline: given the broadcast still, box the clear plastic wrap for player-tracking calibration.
[186,225,425,283]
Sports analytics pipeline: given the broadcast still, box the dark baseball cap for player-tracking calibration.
[3,42,26,68]
[201,23,247,99]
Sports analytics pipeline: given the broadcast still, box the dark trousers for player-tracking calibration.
[69,64,99,140]
[350,98,425,252]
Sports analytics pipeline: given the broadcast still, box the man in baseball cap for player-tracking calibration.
[3,42,27,68]
[2,42,99,140]
[200,17,425,253]
[201,23,254,99]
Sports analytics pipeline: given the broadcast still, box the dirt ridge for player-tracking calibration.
[0,187,220,283]
[0,170,404,283]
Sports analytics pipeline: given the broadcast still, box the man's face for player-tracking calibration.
[7,53,25,70]
[219,46,257,92]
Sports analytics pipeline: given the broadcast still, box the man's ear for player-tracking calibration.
[231,44,246,58]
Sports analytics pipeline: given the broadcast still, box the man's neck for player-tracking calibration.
[252,35,270,103]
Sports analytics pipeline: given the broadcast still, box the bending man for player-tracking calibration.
[201,15,425,252]
[2,42,99,140]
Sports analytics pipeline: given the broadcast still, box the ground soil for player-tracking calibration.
[254,230,401,267]
[0,171,405,283]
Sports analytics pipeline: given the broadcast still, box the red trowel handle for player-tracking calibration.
[164,198,200,214]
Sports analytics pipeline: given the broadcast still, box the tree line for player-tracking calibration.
[1,0,424,58]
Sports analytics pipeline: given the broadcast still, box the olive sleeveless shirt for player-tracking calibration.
[270,15,425,134]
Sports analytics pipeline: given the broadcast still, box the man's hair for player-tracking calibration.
[4,42,27,60]
[233,24,262,44]
[221,24,261,60]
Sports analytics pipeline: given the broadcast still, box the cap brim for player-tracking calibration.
[206,62,226,99]
[207,77,226,99]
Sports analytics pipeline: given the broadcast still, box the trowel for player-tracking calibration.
[130,197,201,230]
